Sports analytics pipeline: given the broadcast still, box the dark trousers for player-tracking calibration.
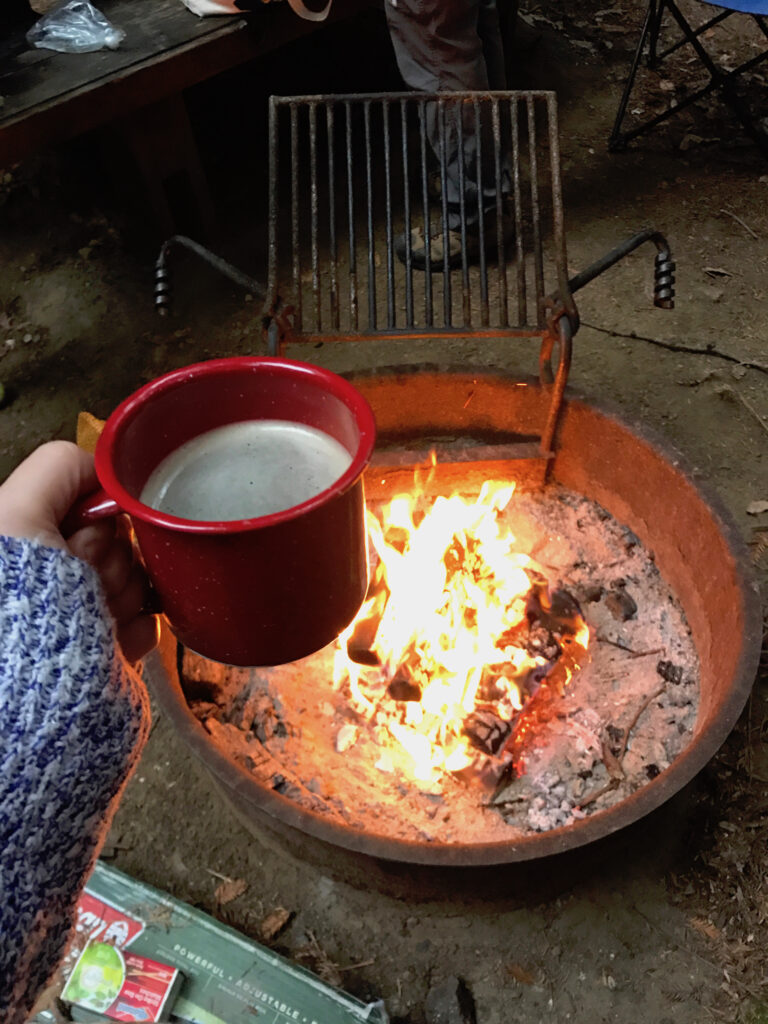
[384,0,510,228]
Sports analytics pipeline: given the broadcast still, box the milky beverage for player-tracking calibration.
[140,420,353,521]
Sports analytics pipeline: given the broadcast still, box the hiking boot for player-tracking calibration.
[395,205,515,271]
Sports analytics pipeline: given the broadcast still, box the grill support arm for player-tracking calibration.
[154,235,266,317]
[565,228,676,310]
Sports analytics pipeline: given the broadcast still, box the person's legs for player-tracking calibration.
[385,0,512,266]
[478,0,508,90]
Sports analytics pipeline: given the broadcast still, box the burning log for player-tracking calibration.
[526,580,585,636]
[523,623,561,662]
[477,666,511,702]
[346,562,388,665]
[346,641,381,667]
[463,710,511,756]
[329,480,593,797]
[388,674,423,702]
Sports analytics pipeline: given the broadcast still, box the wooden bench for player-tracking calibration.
[0,0,373,233]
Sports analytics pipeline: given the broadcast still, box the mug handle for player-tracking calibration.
[61,488,122,539]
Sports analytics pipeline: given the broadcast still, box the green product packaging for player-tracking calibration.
[33,861,388,1024]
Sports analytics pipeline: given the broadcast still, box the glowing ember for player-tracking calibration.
[332,473,590,789]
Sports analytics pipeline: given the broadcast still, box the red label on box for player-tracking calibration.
[106,951,181,1021]
[74,892,145,949]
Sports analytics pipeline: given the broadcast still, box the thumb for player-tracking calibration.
[0,441,98,550]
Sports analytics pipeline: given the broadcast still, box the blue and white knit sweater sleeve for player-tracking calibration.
[0,535,150,1024]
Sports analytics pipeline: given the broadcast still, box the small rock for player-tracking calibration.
[657,660,683,684]
[604,585,637,622]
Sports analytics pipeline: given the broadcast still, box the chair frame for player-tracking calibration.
[609,0,768,155]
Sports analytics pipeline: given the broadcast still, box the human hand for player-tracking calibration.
[0,440,159,663]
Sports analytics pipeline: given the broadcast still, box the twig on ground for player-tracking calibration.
[718,385,768,436]
[582,322,768,376]
[720,208,760,240]
[616,686,666,762]
[205,868,235,883]
[337,958,376,972]
[577,778,616,809]
[578,686,666,809]
[596,634,664,659]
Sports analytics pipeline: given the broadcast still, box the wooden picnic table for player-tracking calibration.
[0,0,372,230]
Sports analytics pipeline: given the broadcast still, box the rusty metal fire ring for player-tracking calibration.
[146,367,762,879]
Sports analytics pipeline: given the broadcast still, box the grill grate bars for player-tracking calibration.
[265,92,572,340]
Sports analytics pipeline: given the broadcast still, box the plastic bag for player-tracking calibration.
[26,0,126,53]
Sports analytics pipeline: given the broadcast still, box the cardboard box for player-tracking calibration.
[62,941,183,1021]
[32,861,388,1024]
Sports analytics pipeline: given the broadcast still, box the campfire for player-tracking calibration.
[331,468,591,794]
[145,349,757,887]
[181,460,701,843]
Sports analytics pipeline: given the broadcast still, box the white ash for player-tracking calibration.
[184,485,700,844]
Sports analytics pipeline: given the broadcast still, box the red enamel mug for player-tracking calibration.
[67,357,376,666]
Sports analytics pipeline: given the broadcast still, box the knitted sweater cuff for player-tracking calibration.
[0,535,150,1023]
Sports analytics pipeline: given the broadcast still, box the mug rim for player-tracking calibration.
[94,356,377,534]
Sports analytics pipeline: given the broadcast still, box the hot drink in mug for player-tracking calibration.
[65,358,376,666]
[140,420,353,522]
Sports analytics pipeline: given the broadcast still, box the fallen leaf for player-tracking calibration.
[748,527,768,563]
[679,133,703,152]
[507,963,536,985]
[703,267,733,278]
[259,906,293,941]
[215,877,248,905]
[690,916,721,942]
[746,501,768,516]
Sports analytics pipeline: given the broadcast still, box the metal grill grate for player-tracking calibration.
[153,89,673,480]
[264,92,574,341]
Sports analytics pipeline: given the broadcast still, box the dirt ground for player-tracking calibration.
[2,1,768,1021]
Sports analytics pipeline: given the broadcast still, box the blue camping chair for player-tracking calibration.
[609,0,768,154]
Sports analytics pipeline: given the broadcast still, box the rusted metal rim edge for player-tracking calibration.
[147,369,763,868]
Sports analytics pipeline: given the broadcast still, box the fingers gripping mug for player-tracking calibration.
[66,357,377,667]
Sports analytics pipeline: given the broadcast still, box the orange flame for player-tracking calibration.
[333,474,589,787]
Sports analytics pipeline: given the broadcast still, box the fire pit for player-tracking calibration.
[145,367,761,896]
[147,93,760,895]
